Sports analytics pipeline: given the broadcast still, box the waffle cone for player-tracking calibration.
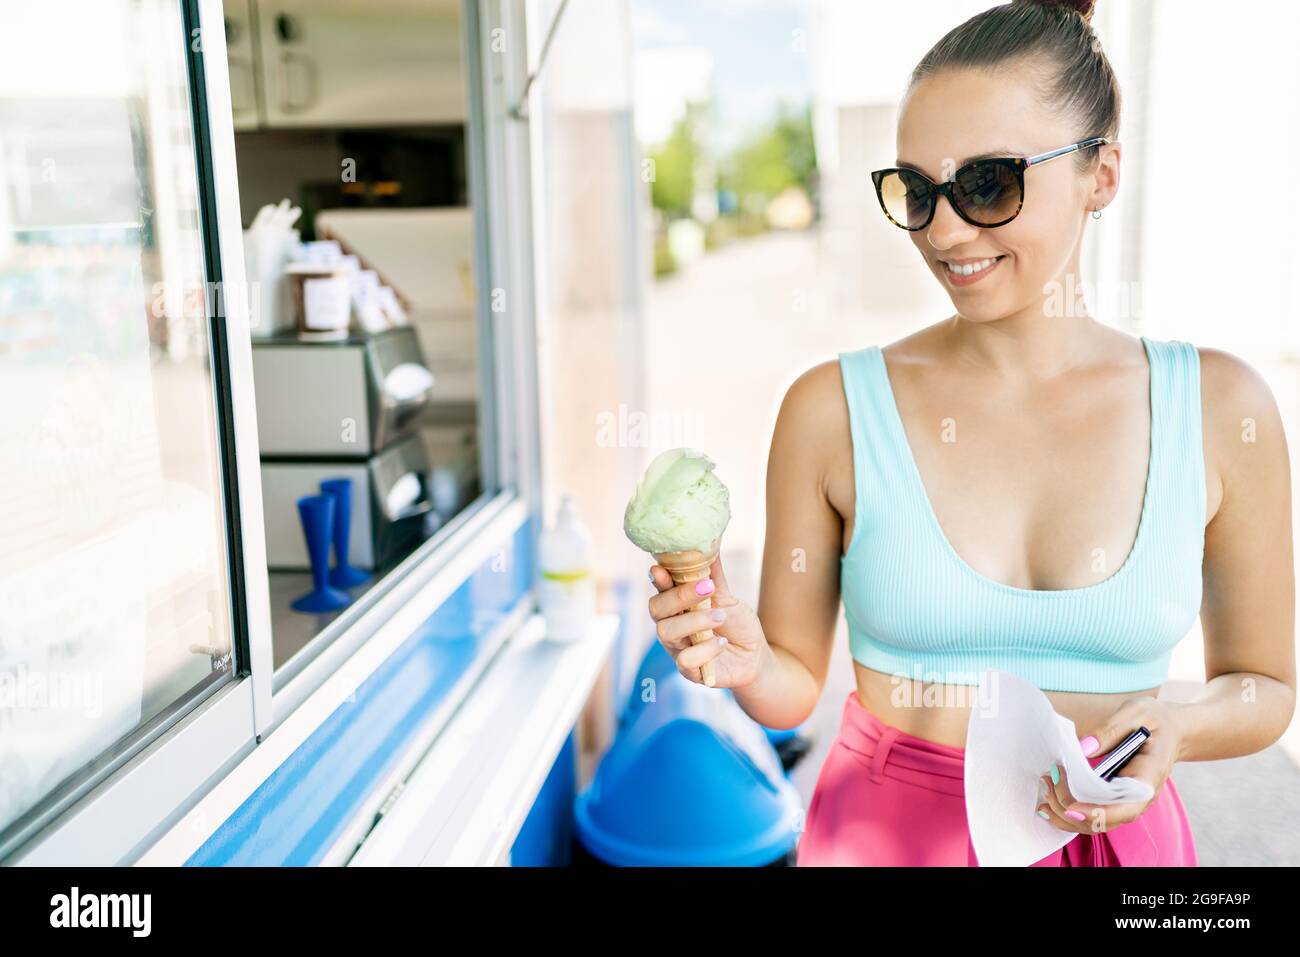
[654,546,720,687]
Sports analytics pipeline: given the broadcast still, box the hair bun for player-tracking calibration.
[1020,0,1096,23]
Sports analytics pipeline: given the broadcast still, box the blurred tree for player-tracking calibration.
[718,103,816,210]
[647,109,700,219]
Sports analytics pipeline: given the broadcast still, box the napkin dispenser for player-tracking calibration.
[251,326,435,458]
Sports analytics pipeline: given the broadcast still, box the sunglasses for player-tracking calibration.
[870,137,1110,231]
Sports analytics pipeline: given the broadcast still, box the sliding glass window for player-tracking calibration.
[223,0,497,687]
[0,0,242,851]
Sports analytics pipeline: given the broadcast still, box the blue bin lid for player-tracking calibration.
[621,641,803,744]
[763,725,799,746]
[617,639,679,725]
[577,645,803,866]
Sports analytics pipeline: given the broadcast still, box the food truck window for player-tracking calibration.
[1,0,537,864]
[0,0,244,855]
[222,0,495,681]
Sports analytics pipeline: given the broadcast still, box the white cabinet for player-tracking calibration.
[234,0,465,128]
[224,0,261,131]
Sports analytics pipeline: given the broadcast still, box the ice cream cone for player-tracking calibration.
[654,544,720,687]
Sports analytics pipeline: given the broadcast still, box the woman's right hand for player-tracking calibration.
[647,551,770,689]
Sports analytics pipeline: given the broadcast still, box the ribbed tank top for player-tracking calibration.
[838,335,1205,693]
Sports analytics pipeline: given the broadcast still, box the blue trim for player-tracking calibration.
[188,518,534,866]
[509,728,576,866]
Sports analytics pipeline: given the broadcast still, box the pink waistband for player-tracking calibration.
[836,690,967,796]
[825,690,1196,865]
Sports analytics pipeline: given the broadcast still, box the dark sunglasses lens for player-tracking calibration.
[953,161,1020,225]
[878,169,933,229]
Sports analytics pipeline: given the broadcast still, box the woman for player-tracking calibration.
[645,0,1295,866]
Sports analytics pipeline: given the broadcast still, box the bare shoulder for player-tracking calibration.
[1196,345,1290,489]
[1198,346,1285,433]
[778,357,848,425]
[770,357,852,488]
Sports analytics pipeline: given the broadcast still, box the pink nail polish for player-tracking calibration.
[1065,809,1086,822]
[694,579,715,596]
[1079,735,1100,756]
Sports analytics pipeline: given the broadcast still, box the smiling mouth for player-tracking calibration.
[940,255,1006,277]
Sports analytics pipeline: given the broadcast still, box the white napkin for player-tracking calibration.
[964,669,1154,866]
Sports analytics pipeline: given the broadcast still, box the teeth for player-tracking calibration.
[944,257,999,277]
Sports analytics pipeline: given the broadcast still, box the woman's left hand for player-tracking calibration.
[1037,695,1184,833]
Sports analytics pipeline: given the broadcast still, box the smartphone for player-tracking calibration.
[1093,726,1150,781]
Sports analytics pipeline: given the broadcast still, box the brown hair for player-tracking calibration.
[908,0,1120,172]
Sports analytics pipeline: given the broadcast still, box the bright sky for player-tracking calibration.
[629,0,812,150]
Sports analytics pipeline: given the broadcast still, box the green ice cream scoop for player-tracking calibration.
[623,447,731,555]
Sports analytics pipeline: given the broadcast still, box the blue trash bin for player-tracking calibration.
[763,725,800,747]
[575,641,803,866]
[620,641,807,770]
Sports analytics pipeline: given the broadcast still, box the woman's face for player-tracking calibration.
[895,62,1119,323]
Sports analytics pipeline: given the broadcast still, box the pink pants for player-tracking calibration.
[796,690,1198,866]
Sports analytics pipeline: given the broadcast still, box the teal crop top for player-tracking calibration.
[838,335,1205,694]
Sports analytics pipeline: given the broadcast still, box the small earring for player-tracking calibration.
[1092,207,1104,220]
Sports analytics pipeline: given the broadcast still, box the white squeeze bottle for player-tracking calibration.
[539,493,595,642]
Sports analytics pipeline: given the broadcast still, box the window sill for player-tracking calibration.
[347,612,617,866]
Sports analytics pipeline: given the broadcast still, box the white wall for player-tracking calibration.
[1136,0,1300,356]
